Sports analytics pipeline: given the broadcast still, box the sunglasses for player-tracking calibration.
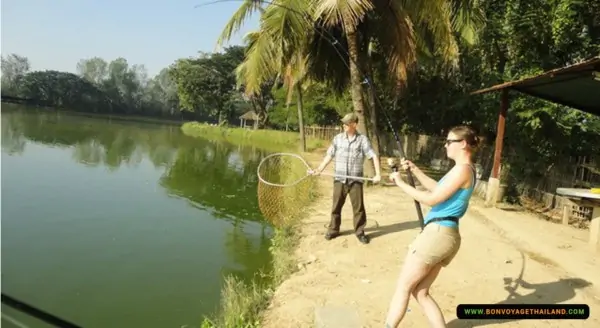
[445,139,464,146]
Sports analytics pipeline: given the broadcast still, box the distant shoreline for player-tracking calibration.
[2,101,190,127]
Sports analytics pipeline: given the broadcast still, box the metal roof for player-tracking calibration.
[471,57,600,117]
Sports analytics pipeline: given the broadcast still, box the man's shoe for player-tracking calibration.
[357,234,370,244]
[325,231,340,240]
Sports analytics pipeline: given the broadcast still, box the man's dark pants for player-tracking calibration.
[328,180,366,236]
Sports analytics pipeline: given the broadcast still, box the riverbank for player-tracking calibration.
[258,150,600,327]
[181,122,326,153]
[191,133,324,327]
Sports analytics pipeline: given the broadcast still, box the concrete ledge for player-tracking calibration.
[314,305,361,328]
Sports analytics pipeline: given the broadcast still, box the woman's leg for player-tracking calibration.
[384,251,433,327]
[412,263,446,327]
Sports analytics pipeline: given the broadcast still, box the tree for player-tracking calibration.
[1,54,31,95]
[312,0,485,141]
[5,54,182,118]
[169,46,247,124]
[216,0,324,146]
[76,57,108,85]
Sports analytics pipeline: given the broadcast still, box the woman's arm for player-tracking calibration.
[391,165,470,206]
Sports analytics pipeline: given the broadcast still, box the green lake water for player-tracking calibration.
[1,106,274,328]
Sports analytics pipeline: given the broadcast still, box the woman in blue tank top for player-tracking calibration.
[384,125,479,328]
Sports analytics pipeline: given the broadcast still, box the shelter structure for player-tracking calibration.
[470,56,600,205]
[239,110,259,129]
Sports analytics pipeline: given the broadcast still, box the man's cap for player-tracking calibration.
[341,112,359,124]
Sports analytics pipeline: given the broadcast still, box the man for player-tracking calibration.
[309,112,381,244]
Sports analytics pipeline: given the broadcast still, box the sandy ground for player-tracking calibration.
[261,152,600,328]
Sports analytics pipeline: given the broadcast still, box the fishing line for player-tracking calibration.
[194,0,425,229]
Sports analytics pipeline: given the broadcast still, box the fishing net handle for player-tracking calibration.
[275,152,376,182]
[257,152,376,187]
[315,171,375,182]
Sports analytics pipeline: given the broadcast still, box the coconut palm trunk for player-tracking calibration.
[364,59,380,154]
[295,82,306,152]
[345,29,369,138]
[346,28,375,177]
[285,101,291,131]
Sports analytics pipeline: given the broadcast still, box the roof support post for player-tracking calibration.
[485,89,509,206]
[491,89,509,179]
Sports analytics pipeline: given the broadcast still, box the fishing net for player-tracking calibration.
[256,153,376,227]
[256,153,317,227]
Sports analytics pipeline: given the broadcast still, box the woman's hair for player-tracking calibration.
[449,125,480,150]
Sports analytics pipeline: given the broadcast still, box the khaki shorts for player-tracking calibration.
[408,223,461,267]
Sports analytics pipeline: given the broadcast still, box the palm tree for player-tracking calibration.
[278,52,311,151]
[215,0,484,153]
[312,0,485,140]
[216,0,315,151]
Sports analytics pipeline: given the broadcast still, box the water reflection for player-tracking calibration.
[2,105,270,223]
[1,106,274,328]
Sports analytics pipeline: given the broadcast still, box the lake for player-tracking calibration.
[1,106,274,328]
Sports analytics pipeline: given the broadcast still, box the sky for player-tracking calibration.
[1,0,260,77]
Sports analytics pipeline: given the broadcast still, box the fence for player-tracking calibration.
[376,131,599,226]
[304,127,599,215]
[304,125,341,141]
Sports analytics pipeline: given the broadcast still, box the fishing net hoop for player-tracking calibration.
[256,152,375,188]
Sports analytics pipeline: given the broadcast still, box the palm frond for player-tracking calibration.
[400,0,459,67]
[235,1,315,96]
[216,0,265,50]
[370,1,418,85]
[260,0,314,67]
[236,30,281,94]
[306,21,351,95]
[449,0,486,45]
[313,0,374,31]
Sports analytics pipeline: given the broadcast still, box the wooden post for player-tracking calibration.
[485,89,509,205]
[562,204,570,225]
[491,89,508,179]
[590,206,600,247]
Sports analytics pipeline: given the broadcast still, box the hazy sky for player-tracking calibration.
[1,0,259,76]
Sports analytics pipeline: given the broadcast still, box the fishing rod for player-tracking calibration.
[195,0,426,229]
[1,293,83,328]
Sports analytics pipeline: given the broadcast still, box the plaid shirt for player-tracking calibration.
[326,132,376,184]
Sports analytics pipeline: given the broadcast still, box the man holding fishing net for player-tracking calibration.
[309,112,382,244]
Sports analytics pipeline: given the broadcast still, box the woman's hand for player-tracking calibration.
[389,172,402,183]
[400,158,417,172]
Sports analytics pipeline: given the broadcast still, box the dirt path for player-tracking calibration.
[261,152,600,328]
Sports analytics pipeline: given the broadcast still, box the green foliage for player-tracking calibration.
[1,54,30,95]
[169,46,248,124]
[370,0,600,196]
[1,55,184,118]
[17,70,115,112]
[181,122,325,152]
[267,83,347,130]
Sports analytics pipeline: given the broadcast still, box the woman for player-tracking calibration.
[384,125,479,328]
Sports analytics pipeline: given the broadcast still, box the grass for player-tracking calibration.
[200,192,319,328]
[200,222,304,328]
[181,121,326,153]
[185,122,323,328]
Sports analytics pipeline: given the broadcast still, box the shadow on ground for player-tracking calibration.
[446,252,591,328]
[365,220,421,239]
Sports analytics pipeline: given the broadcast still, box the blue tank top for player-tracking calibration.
[424,164,476,228]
